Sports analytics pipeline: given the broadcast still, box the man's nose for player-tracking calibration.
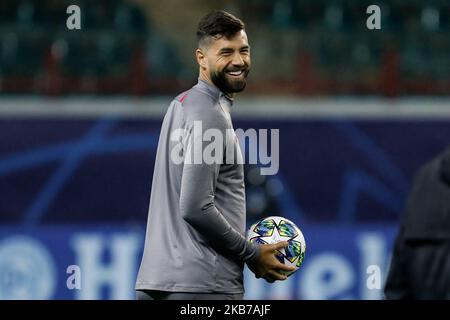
[231,52,245,66]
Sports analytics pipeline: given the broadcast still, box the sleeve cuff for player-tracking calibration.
[243,240,260,264]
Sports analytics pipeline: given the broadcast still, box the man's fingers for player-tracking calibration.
[269,241,289,251]
[267,270,287,281]
[274,262,297,272]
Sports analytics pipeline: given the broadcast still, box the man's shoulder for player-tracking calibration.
[173,84,218,109]
[171,89,228,131]
[173,89,191,104]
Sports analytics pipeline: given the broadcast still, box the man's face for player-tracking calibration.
[199,30,251,95]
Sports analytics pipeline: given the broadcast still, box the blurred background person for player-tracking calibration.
[384,146,450,299]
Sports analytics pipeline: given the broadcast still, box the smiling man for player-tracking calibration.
[135,10,294,300]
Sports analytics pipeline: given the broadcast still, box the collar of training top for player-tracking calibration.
[196,78,234,106]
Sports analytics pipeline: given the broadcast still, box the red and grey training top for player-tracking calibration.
[135,79,259,294]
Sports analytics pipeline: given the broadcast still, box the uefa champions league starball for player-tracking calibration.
[247,216,306,276]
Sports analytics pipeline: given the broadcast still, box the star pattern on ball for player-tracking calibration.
[258,225,293,256]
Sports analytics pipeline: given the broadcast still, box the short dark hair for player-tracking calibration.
[196,10,245,48]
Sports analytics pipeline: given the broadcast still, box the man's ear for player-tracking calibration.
[196,48,207,69]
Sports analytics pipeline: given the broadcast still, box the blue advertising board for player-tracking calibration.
[0,116,448,299]
[0,224,396,300]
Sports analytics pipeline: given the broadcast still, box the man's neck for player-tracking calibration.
[199,73,235,100]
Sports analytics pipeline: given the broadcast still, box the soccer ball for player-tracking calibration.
[247,216,306,276]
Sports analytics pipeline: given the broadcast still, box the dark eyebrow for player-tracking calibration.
[218,45,250,54]
[218,47,234,54]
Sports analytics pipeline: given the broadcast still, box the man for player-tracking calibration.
[135,10,294,300]
[384,146,450,299]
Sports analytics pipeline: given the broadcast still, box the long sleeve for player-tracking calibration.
[179,106,259,264]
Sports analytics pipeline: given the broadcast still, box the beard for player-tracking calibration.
[210,66,250,95]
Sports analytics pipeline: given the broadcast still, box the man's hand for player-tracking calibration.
[247,241,297,283]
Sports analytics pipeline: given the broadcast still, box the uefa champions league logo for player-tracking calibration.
[0,237,56,300]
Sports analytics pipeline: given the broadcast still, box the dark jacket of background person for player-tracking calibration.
[384,147,450,299]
